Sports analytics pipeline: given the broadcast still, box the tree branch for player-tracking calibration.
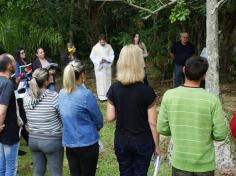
[98,1,106,11]
[125,0,177,20]
[212,0,228,14]
[158,0,165,6]
[126,2,155,14]
[144,0,177,20]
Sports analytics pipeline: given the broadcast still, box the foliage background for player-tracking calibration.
[0,0,235,80]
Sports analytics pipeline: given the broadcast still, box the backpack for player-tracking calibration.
[230,112,236,138]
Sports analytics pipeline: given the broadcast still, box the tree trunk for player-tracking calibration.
[206,1,235,174]
[206,0,219,95]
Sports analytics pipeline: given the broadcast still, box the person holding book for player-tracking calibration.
[15,48,32,89]
[14,48,31,155]
[32,48,57,91]
[89,34,115,101]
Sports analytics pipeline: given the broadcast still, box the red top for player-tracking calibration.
[230,112,236,138]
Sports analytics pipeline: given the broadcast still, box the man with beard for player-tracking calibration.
[0,54,20,176]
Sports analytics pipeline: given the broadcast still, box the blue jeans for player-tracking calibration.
[28,137,64,176]
[115,133,154,176]
[173,64,184,87]
[0,142,19,176]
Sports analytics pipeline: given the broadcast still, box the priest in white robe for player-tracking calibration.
[90,34,114,101]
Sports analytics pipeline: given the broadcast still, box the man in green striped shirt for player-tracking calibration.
[158,56,227,176]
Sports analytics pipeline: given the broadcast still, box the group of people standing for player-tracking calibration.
[0,52,103,175]
[0,47,60,176]
[0,31,229,176]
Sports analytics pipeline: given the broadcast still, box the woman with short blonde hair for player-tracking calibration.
[116,44,145,85]
[107,44,160,176]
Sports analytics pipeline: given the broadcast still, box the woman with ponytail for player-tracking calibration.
[23,68,63,176]
[58,60,103,176]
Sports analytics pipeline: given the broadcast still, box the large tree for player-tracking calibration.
[206,0,235,174]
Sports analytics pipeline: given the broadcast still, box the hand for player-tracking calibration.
[0,124,5,132]
[49,69,55,75]
[15,77,21,85]
[27,69,32,74]
[154,145,161,156]
[18,73,24,79]
[100,59,106,64]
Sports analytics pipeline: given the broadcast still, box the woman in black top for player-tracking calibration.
[32,48,56,91]
[14,48,30,148]
[106,44,160,176]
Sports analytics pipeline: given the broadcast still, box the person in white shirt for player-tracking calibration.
[90,34,114,101]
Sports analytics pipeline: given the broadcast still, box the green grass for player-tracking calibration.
[18,102,171,176]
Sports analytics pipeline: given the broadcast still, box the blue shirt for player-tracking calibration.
[58,85,103,148]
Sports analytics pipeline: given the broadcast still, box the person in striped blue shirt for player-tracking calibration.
[23,68,63,176]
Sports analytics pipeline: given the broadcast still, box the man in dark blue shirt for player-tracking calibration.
[171,32,195,87]
[0,54,19,176]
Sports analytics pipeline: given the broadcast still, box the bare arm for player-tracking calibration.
[0,105,7,132]
[142,43,148,58]
[106,101,116,122]
[148,102,161,155]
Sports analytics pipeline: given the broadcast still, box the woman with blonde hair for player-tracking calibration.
[58,60,103,176]
[23,68,63,176]
[106,44,160,176]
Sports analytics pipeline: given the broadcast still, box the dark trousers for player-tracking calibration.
[173,64,184,87]
[66,143,99,176]
[115,133,154,176]
[17,98,29,143]
[21,125,29,144]
[172,167,214,176]
[143,67,149,85]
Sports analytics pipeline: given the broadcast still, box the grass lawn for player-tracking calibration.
[18,101,172,176]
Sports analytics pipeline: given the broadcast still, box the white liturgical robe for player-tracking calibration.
[90,43,114,101]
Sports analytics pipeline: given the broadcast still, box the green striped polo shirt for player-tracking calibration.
[158,86,227,172]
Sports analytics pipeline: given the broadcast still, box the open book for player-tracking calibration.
[20,63,32,74]
[45,63,58,70]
